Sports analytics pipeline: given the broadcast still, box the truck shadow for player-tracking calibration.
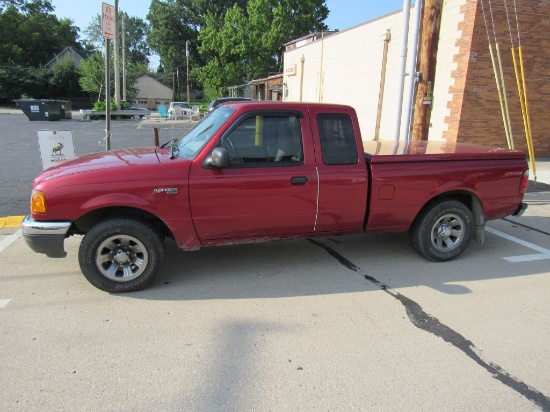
[126,215,549,301]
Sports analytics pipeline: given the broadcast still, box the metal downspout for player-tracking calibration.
[392,0,412,148]
[404,1,423,144]
[374,30,391,140]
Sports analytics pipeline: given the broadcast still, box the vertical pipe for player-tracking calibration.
[512,48,534,173]
[255,116,263,145]
[519,46,536,178]
[404,1,423,143]
[393,0,412,143]
[488,44,511,148]
[318,32,325,102]
[299,55,305,102]
[375,30,391,140]
[496,43,514,149]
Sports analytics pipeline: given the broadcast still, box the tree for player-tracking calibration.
[249,0,328,68]
[0,0,83,99]
[83,12,151,65]
[0,66,47,100]
[78,52,105,100]
[0,0,53,14]
[46,59,82,99]
[78,52,147,101]
[0,2,81,67]
[147,0,248,78]
[196,6,251,97]
[197,0,328,98]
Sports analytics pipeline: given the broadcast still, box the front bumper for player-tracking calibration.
[21,216,72,258]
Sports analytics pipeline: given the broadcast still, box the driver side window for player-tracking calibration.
[220,115,303,166]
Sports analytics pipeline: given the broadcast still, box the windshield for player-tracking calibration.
[174,106,235,159]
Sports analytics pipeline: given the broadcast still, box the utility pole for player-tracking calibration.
[186,40,190,105]
[172,72,175,101]
[114,0,121,110]
[122,14,126,102]
[411,0,443,141]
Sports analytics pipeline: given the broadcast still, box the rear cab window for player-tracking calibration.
[317,113,358,165]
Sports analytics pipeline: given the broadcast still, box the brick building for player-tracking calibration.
[447,0,550,157]
[283,0,550,157]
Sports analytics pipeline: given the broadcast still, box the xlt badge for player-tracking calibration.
[153,188,178,194]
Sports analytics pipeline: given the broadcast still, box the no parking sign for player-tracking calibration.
[37,130,76,170]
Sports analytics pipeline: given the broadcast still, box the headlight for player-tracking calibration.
[31,190,47,213]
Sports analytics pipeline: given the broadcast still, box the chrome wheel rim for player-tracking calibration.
[96,235,148,282]
[430,213,465,252]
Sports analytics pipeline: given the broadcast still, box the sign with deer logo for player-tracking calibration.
[37,130,76,170]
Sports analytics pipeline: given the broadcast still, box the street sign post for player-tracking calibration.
[102,2,115,150]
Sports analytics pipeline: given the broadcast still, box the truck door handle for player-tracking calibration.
[291,176,308,185]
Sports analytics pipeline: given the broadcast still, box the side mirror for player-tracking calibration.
[203,147,230,168]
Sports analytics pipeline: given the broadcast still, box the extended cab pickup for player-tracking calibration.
[22,102,529,292]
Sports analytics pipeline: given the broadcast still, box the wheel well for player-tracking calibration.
[72,207,174,240]
[413,191,484,229]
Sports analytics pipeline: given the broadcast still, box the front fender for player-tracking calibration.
[78,193,153,214]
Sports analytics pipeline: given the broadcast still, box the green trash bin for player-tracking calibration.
[59,100,72,119]
[16,99,63,121]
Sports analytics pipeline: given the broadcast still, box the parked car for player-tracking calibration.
[126,107,151,119]
[169,102,190,110]
[206,97,252,114]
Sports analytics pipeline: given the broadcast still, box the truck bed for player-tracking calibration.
[363,140,527,233]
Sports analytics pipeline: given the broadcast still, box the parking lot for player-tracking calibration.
[1,111,549,411]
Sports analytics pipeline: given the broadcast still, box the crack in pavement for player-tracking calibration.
[308,238,550,411]
[502,217,550,237]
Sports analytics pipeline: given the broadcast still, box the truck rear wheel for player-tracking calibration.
[410,199,473,262]
[78,218,164,292]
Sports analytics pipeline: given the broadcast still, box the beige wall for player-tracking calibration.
[283,1,466,143]
[135,75,173,109]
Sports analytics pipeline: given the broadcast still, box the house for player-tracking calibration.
[132,74,173,110]
[250,73,284,101]
[45,47,86,68]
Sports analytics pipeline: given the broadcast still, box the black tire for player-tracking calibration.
[410,199,473,262]
[78,218,164,292]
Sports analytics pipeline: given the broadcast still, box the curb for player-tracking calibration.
[0,216,25,228]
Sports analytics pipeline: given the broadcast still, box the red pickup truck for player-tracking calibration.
[22,102,528,292]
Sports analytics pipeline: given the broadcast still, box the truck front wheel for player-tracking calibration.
[410,200,473,262]
[78,218,164,292]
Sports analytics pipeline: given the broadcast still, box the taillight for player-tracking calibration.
[519,170,529,195]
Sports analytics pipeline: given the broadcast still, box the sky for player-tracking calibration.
[50,0,413,67]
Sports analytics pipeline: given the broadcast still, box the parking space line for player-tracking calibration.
[486,227,550,262]
[0,229,22,253]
